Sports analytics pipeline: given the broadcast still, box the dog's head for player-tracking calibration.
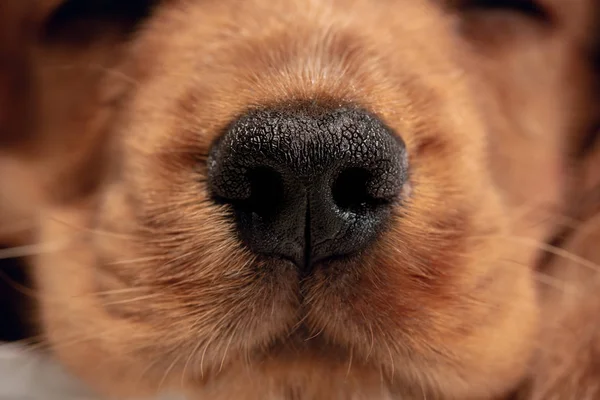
[27,0,589,398]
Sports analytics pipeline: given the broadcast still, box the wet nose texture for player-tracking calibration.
[207,105,408,272]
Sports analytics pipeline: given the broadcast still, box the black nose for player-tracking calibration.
[207,104,408,270]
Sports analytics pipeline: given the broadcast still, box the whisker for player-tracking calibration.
[43,63,142,88]
[195,300,248,379]
[91,287,153,295]
[43,213,138,241]
[106,256,164,266]
[359,308,375,361]
[377,324,395,382]
[0,268,46,301]
[345,344,354,380]
[0,266,153,303]
[180,339,203,389]
[136,355,167,395]
[304,323,325,342]
[158,353,183,392]
[21,325,124,354]
[7,335,46,348]
[532,271,576,294]
[494,257,577,294]
[218,325,236,374]
[99,293,163,307]
[287,311,310,338]
[0,240,69,260]
[498,235,600,274]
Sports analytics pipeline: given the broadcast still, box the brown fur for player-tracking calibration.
[0,0,36,246]
[1,0,599,399]
[514,130,600,399]
[518,6,600,397]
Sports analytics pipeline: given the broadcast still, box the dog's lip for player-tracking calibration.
[256,251,361,274]
[250,322,353,362]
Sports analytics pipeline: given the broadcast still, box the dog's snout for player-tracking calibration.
[208,104,408,271]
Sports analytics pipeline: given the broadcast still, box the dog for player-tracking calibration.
[0,0,599,399]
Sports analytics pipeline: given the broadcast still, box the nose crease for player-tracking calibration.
[207,103,408,271]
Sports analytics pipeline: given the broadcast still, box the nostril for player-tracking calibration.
[332,167,388,212]
[242,166,284,217]
[208,104,408,267]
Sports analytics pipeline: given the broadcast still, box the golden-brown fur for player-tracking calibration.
[528,187,600,399]
[1,0,599,399]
